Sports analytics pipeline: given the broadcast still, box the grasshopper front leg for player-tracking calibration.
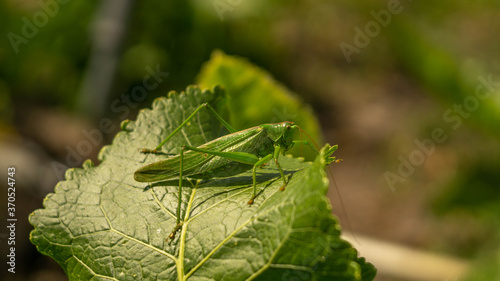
[273,144,288,191]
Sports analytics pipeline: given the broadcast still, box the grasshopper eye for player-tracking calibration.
[286,125,291,130]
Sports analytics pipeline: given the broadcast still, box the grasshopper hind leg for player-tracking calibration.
[247,154,274,205]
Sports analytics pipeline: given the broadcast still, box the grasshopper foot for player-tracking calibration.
[140,148,160,154]
[167,222,183,244]
[247,197,255,205]
[279,179,288,191]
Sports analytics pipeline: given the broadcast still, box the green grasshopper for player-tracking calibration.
[134,103,339,241]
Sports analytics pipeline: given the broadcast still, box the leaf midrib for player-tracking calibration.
[177,184,198,280]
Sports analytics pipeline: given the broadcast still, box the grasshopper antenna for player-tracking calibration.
[297,126,360,245]
[328,165,361,245]
[299,127,303,157]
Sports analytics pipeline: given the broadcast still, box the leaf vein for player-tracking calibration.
[246,205,297,280]
[109,229,177,261]
[184,186,291,279]
[72,254,119,280]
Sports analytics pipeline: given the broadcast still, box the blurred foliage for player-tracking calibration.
[434,159,500,219]
[1,0,97,110]
[464,248,500,281]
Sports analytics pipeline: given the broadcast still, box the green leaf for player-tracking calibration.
[196,50,323,160]
[30,86,375,280]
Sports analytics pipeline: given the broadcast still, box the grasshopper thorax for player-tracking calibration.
[260,121,298,152]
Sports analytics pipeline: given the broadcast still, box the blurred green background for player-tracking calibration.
[1,0,500,280]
